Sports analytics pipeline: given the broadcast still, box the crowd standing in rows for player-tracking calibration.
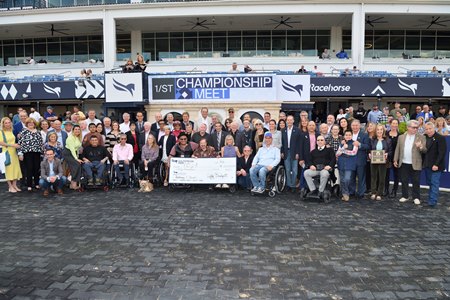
[0,102,448,208]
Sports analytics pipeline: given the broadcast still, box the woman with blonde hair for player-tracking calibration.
[39,119,50,143]
[18,118,43,191]
[221,134,241,158]
[140,134,159,181]
[253,119,267,152]
[435,117,449,136]
[369,124,392,201]
[0,117,22,193]
[43,131,63,159]
[63,124,83,189]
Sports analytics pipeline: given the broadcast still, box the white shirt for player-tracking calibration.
[30,111,42,122]
[402,134,415,164]
[87,118,101,126]
[119,122,130,133]
[287,126,293,148]
[352,133,359,141]
[104,127,112,135]
[197,116,211,132]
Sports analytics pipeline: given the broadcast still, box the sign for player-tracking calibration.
[149,74,275,102]
[105,73,143,102]
[371,150,386,164]
[276,75,310,101]
[169,157,236,184]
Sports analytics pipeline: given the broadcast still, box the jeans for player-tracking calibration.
[304,169,330,192]
[39,176,67,190]
[350,164,366,196]
[424,167,441,205]
[284,152,298,188]
[114,162,130,182]
[250,165,269,189]
[339,169,353,196]
[83,161,106,180]
[237,174,252,189]
[399,163,420,200]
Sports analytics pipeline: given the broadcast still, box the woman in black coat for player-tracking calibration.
[157,125,176,186]
[125,122,141,170]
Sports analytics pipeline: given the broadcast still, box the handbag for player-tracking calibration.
[1,130,11,166]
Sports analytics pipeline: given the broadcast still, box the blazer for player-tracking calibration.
[181,120,195,130]
[158,134,177,157]
[150,122,159,133]
[394,133,427,171]
[281,127,301,158]
[300,132,319,165]
[424,133,447,171]
[40,158,64,179]
[139,130,154,149]
[370,138,393,162]
[353,131,370,167]
[126,131,142,152]
[237,155,254,172]
[209,130,228,152]
[13,122,24,137]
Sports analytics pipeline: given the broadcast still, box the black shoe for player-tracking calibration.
[307,190,318,197]
[389,189,397,198]
[319,192,324,199]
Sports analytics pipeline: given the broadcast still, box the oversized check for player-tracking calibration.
[169,157,236,184]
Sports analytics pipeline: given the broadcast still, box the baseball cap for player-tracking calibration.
[47,105,54,110]
[264,132,272,138]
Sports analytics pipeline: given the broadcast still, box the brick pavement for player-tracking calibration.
[0,185,449,299]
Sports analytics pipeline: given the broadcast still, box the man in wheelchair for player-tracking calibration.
[250,132,281,194]
[112,134,134,185]
[303,135,336,199]
[81,136,111,185]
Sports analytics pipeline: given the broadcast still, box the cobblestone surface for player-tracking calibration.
[0,185,449,299]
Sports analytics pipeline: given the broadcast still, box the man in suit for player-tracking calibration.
[135,111,145,133]
[236,145,254,190]
[394,120,427,205]
[348,119,370,198]
[39,148,66,196]
[423,122,446,207]
[209,122,228,152]
[181,112,195,131]
[281,115,301,192]
[139,122,153,149]
[13,111,28,137]
[150,112,163,133]
[299,121,319,189]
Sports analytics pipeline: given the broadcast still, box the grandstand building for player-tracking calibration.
[0,0,449,121]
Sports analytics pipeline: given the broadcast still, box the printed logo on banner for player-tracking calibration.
[75,80,105,99]
[442,78,450,97]
[113,79,135,96]
[276,75,310,101]
[43,83,61,98]
[398,79,418,95]
[0,84,17,99]
[282,80,303,97]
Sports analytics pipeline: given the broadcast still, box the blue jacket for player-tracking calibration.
[353,131,370,167]
[281,127,301,159]
[13,122,24,137]
[337,140,358,171]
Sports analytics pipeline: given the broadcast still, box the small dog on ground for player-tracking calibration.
[138,180,154,192]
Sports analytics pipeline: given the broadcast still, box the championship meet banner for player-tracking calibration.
[149,73,276,102]
[105,73,143,103]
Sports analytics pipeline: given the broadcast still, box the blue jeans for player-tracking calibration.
[250,165,269,189]
[39,176,67,191]
[114,162,130,182]
[424,167,441,206]
[284,152,298,188]
[350,164,366,196]
[339,169,353,196]
[237,175,252,189]
[83,161,106,180]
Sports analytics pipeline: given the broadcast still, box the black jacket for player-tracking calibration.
[158,134,177,157]
[424,133,447,171]
[308,147,336,170]
[300,132,319,165]
[370,138,393,162]
[281,127,302,158]
[209,130,228,152]
[126,131,142,152]
[237,155,254,172]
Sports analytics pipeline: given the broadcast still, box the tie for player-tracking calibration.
[217,132,221,149]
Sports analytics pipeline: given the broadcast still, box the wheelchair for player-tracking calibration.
[80,162,111,192]
[110,161,137,188]
[299,169,340,203]
[250,164,286,198]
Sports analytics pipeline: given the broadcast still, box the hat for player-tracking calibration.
[63,121,73,126]
[47,105,54,110]
[264,132,272,138]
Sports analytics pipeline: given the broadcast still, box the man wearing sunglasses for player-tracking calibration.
[112,134,134,185]
[393,120,427,205]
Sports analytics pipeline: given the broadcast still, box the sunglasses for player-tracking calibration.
[120,138,127,140]
[179,138,187,140]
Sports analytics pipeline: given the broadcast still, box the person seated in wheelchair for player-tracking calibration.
[237,145,254,190]
[112,133,134,185]
[249,132,281,194]
[192,138,217,158]
[303,135,336,199]
[169,132,198,158]
[81,135,111,185]
[140,134,159,182]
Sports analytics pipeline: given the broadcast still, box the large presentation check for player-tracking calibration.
[169,157,236,184]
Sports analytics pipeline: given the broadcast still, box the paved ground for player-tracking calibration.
[0,185,449,300]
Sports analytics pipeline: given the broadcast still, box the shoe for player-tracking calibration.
[222,184,230,189]
[215,184,221,188]
[341,195,349,202]
[8,188,17,193]
[370,194,376,200]
[251,187,258,193]
[256,187,265,194]
[27,187,32,192]
[413,198,421,205]
[57,189,64,195]
[164,180,168,187]
[319,192,324,199]
[307,189,318,197]
[87,178,94,185]
[376,196,382,201]
[399,197,408,203]
[14,186,21,192]
[389,189,397,198]
[43,190,49,196]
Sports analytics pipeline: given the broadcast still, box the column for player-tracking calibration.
[330,26,342,54]
[131,30,142,59]
[351,4,365,68]
[103,12,116,71]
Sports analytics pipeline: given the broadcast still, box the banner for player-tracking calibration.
[105,73,143,103]
[276,75,310,101]
[169,157,236,184]
[420,136,450,189]
[149,74,275,102]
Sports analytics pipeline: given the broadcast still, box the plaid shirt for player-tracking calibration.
[377,114,389,125]
[325,135,342,153]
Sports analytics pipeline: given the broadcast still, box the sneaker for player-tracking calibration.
[87,178,94,185]
[413,198,421,205]
[215,184,221,188]
[43,189,49,197]
[370,194,376,200]
[341,195,349,202]
[399,197,408,203]
[256,187,264,193]
[57,189,64,195]
[222,184,230,189]
[251,187,258,193]
[376,196,382,201]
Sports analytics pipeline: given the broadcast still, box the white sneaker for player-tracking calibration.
[413,198,421,205]
[399,197,408,203]
[215,184,221,188]
[256,187,265,193]
[222,184,230,189]
[251,187,258,192]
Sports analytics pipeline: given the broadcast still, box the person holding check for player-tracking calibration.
[369,124,392,201]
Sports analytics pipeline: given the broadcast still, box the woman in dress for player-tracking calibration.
[39,119,50,143]
[369,124,391,201]
[268,119,281,149]
[105,121,121,155]
[63,125,83,189]
[221,135,241,158]
[43,131,63,159]
[140,134,159,181]
[0,117,22,193]
[18,118,43,191]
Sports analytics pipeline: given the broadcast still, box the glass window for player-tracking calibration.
[342,35,351,51]
[374,36,388,49]
[170,38,183,52]
[61,42,74,62]
[15,43,24,59]
[213,31,226,37]
[421,36,435,50]
[155,38,169,60]
[302,36,315,50]
[257,36,271,50]
[142,39,155,61]
[89,41,103,58]
[212,37,226,51]
[34,43,47,58]
[272,36,285,50]
[317,36,330,52]
[437,37,449,50]
[199,38,212,52]
[390,35,404,50]
[405,36,420,49]
[242,36,256,50]
[25,44,33,57]
[228,37,241,51]
[184,37,197,52]
[286,36,300,50]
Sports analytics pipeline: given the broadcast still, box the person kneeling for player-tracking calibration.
[39,148,67,196]
[82,136,111,185]
[250,132,281,193]
[304,135,336,199]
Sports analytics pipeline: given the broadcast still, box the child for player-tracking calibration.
[336,130,359,202]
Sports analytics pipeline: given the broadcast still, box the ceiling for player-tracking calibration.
[0,14,450,40]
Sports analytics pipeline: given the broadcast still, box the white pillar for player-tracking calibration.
[351,4,365,68]
[330,26,342,54]
[131,30,142,58]
[103,12,116,71]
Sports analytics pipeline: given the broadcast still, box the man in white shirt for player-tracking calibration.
[166,113,175,131]
[263,112,271,130]
[86,109,101,126]
[119,112,131,133]
[197,107,212,132]
[135,112,145,133]
[29,107,42,123]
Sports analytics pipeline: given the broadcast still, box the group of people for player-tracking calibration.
[0,103,447,207]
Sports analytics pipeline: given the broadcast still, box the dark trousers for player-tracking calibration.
[400,163,421,200]
[24,152,41,188]
[385,166,399,192]
[370,163,387,196]
[140,160,157,180]
[19,159,27,186]
[350,164,366,197]
[365,161,371,193]
[63,149,81,182]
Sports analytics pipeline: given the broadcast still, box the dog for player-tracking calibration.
[138,180,154,192]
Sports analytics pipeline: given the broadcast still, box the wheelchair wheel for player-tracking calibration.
[332,185,340,198]
[299,188,307,201]
[268,190,276,198]
[229,185,237,193]
[274,166,286,193]
[323,190,331,203]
